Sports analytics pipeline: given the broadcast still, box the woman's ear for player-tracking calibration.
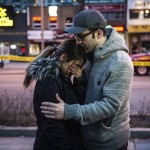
[59,53,67,62]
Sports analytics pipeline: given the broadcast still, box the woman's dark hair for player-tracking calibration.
[54,39,86,65]
[23,39,86,88]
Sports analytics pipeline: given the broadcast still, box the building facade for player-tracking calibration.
[84,0,127,38]
[0,5,28,56]
[1,0,128,56]
[127,0,150,54]
[27,0,127,56]
[27,5,81,56]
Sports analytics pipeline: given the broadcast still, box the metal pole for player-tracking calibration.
[41,0,44,50]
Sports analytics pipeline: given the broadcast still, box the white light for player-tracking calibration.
[10,44,17,49]
[140,10,144,14]
[0,43,4,47]
[22,9,26,13]
[16,10,19,14]
[49,6,58,17]
[145,10,149,14]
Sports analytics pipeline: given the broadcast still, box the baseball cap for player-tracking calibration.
[64,9,107,34]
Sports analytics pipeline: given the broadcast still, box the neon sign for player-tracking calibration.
[0,7,14,27]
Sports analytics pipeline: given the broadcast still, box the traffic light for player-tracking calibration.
[18,46,26,56]
[21,47,26,53]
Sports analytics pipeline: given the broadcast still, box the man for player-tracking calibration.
[41,9,134,150]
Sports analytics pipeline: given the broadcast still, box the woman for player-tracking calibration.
[23,39,87,150]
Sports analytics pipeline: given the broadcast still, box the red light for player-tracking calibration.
[21,47,26,53]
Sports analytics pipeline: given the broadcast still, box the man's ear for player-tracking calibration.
[97,29,102,38]
[59,53,67,62]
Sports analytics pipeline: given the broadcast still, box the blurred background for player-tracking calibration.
[0,1,150,149]
[0,0,150,128]
[0,0,150,57]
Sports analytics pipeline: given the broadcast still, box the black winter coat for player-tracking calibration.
[33,73,86,150]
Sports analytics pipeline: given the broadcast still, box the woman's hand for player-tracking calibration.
[69,66,82,78]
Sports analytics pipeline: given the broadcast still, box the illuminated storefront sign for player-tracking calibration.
[0,6,14,27]
[84,4,126,11]
[128,25,150,32]
[128,0,150,9]
[113,26,124,32]
[27,30,54,40]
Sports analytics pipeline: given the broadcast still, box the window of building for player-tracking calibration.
[144,10,150,18]
[103,12,125,20]
[29,43,40,56]
[130,10,140,19]
[25,0,35,5]
[49,16,58,30]
[130,9,150,19]
[13,0,20,2]
[46,0,80,4]
[32,16,41,29]
[65,17,73,28]
[48,0,60,2]
[84,0,125,3]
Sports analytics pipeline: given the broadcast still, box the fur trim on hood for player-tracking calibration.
[28,57,60,81]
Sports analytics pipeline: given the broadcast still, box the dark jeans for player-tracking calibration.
[117,143,128,150]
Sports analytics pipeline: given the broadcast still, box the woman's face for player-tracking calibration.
[61,59,84,77]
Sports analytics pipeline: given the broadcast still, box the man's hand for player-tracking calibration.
[40,94,65,119]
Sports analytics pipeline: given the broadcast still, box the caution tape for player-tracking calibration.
[0,55,35,62]
[133,61,150,66]
[1,55,150,66]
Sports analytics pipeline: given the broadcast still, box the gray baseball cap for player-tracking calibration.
[64,9,107,34]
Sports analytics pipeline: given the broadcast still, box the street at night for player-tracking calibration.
[0,64,150,115]
[0,63,150,150]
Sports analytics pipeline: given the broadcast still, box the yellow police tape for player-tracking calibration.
[133,61,150,66]
[0,55,35,62]
[1,55,150,66]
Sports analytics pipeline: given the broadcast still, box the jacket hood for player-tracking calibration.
[28,57,60,81]
[94,28,128,59]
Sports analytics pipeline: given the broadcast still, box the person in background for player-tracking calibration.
[40,9,134,150]
[23,39,87,150]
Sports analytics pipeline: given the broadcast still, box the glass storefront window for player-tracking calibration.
[46,0,80,4]
[0,43,9,56]
[65,17,73,28]
[130,9,150,19]
[85,0,125,3]
[103,12,125,20]
[32,16,41,29]
[29,43,40,56]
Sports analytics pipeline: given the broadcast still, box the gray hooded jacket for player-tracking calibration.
[64,28,134,150]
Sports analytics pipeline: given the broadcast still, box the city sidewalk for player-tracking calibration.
[0,62,29,74]
[0,137,150,150]
[0,127,150,150]
[2,62,29,69]
[0,62,150,149]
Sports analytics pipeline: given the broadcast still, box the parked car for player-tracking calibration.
[0,59,4,68]
[130,52,150,75]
